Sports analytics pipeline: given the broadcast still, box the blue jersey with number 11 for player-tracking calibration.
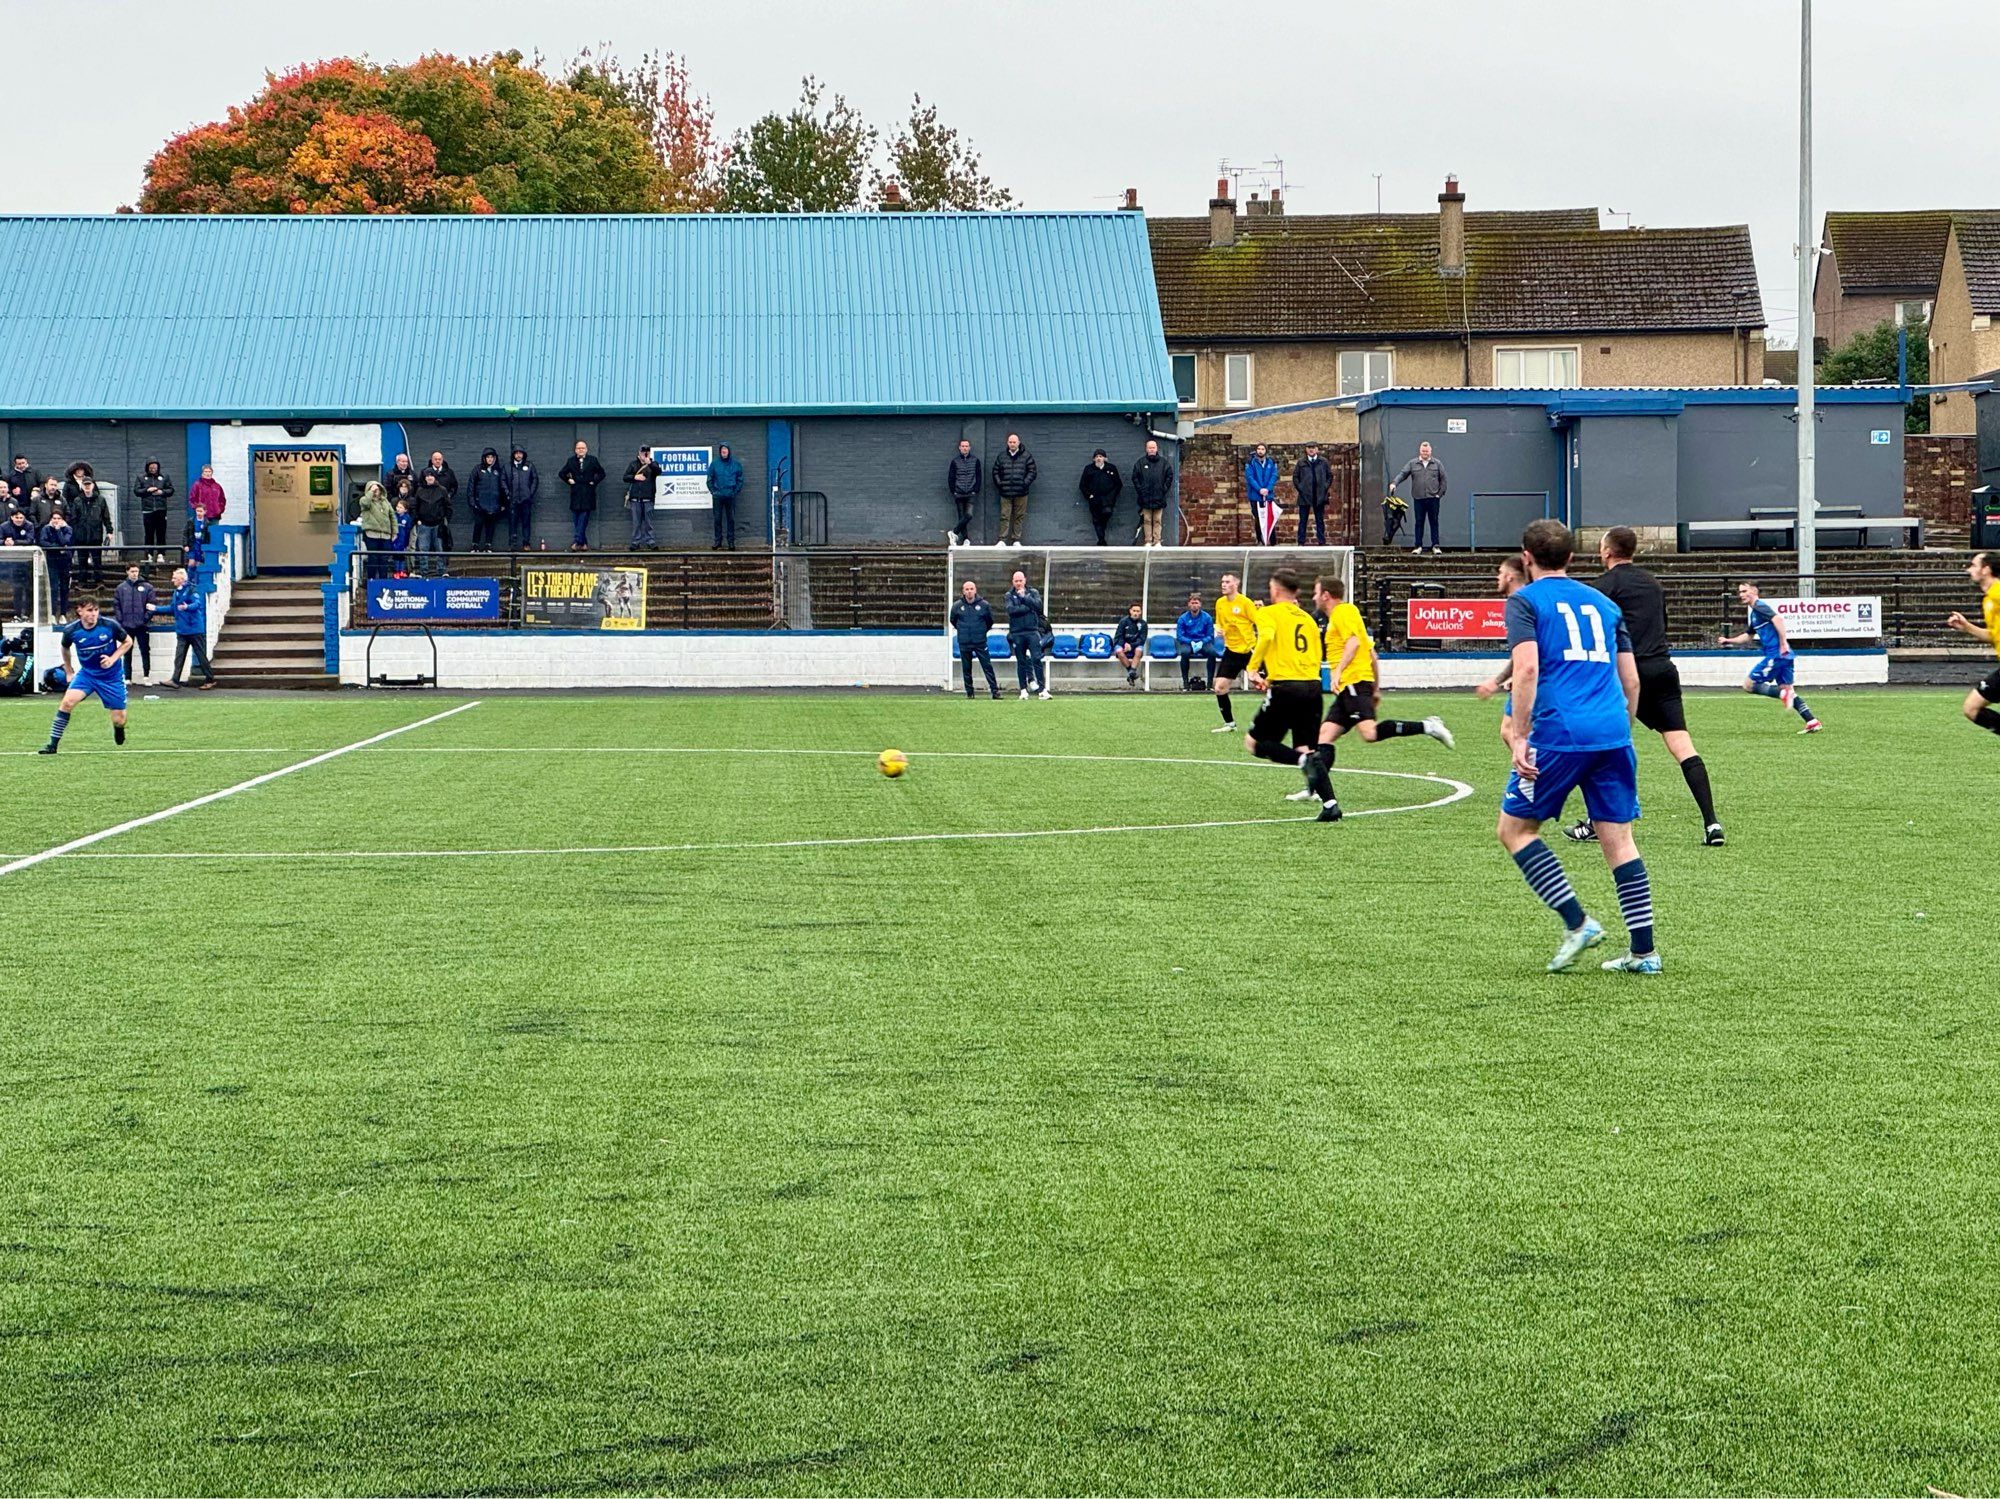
[1505,576,1633,752]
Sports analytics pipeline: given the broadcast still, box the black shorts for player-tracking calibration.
[1248,680,1323,748]
[1979,667,2000,704]
[1217,648,1254,682]
[1636,661,1687,735]
[1326,681,1379,731]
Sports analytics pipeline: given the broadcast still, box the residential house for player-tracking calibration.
[1929,214,2000,435]
[1813,210,1958,351]
[1148,177,1766,442]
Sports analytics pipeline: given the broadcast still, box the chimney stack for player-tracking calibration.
[1245,192,1269,220]
[1209,176,1236,248]
[878,179,909,212]
[1438,174,1466,277]
[1269,187,1284,217]
[1121,187,1140,212]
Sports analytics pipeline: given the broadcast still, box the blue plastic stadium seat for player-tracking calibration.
[1078,631,1113,660]
[1050,633,1080,659]
[987,632,1012,659]
[1146,634,1178,659]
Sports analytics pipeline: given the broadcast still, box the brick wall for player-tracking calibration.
[1179,435,1359,544]
[1905,433,1978,530]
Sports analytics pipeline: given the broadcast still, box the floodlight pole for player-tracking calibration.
[1796,0,1818,596]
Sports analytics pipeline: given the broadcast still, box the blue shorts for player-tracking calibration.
[72,671,127,711]
[1503,744,1640,825]
[1749,653,1796,687]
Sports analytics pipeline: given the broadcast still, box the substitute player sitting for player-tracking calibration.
[1946,549,2000,740]
[1242,567,1340,821]
[1285,575,1453,806]
[1498,521,1660,975]
[37,595,132,754]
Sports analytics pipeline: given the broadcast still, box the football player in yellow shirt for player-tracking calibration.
[1946,550,2000,739]
[1243,568,1341,821]
[1208,571,1261,733]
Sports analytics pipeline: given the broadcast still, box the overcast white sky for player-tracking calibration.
[4,0,1992,343]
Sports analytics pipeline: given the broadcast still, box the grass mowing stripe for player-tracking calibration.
[0,700,482,879]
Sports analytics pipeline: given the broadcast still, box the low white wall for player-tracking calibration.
[339,630,940,689]
[1377,650,1889,689]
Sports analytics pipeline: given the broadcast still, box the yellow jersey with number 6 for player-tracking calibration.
[1249,600,1324,681]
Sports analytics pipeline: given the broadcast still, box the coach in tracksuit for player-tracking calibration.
[1003,569,1049,698]
[950,578,999,699]
[111,564,158,681]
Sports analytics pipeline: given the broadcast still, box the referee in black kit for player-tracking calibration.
[1566,526,1725,847]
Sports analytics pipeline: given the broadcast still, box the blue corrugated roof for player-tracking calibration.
[0,213,1177,419]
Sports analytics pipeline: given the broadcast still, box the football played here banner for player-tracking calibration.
[650,446,712,510]
[1765,596,1882,640]
[522,567,648,631]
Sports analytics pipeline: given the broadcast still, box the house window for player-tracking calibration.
[1339,350,1394,396]
[1172,353,1197,407]
[1224,353,1254,407]
[1494,346,1580,388]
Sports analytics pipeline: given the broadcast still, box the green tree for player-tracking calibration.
[566,47,725,211]
[719,77,875,213]
[878,95,1014,210]
[1818,314,1930,432]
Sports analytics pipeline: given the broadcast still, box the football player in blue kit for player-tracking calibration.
[1719,580,1820,733]
[38,595,133,754]
[1497,521,1660,975]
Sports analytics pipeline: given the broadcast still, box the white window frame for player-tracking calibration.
[1224,353,1255,408]
[1171,353,1198,409]
[1338,349,1395,397]
[1493,344,1581,388]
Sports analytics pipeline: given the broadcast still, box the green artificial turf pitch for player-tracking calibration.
[0,686,1994,1497]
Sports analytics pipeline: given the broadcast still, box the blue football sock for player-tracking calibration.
[1612,858,1655,956]
[1791,692,1815,721]
[48,710,70,745]
[1750,682,1783,700]
[1513,839,1586,930]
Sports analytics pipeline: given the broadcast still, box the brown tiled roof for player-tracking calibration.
[1821,210,1993,295]
[1148,211,1763,340]
[1954,216,2000,315]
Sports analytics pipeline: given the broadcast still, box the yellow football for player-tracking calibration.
[877,749,909,778]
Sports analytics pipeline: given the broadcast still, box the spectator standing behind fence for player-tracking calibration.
[412,471,450,576]
[992,434,1037,547]
[1130,438,1174,547]
[706,443,744,551]
[2,505,35,619]
[421,451,458,552]
[950,578,1001,699]
[1004,568,1051,699]
[506,446,539,551]
[946,438,982,545]
[1294,442,1333,546]
[67,476,112,589]
[112,563,157,683]
[1389,440,1447,554]
[133,459,175,562]
[166,565,215,689]
[6,456,40,515]
[39,507,72,620]
[1112,602,1148,685]
[354,480,395,577]
[621,446,659,551]
[189,464,226,524]
[1078,449,1123,545]
[61,461,93,504]
[559,441,605,551]
[34,476,63,531]
[384,452,416,495]
[465,449,507,553]
[183,506,211,569]
[1245,443,1280,546]
[1176,593,1220,690]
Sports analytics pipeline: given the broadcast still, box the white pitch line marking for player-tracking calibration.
[0,702,482,880]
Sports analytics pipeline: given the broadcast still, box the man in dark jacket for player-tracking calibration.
[992,434,1037,546]
[112,562,159,681]
[1078,450,1123,545]
[5,456,39,516]
[384,452,418,495]
[133,459,176,559]
[1129,439,1174,546]
[464,448,507,552]
[946,439,982,545]
[61,462,94,504]
[950,577,1000,699]
[1389,440,1448,554]
[623,446,659,549]
[1,505,35,619]
[420,451,459,552]
[1111,602,1148,685]
[412,472,451,576]
[1293,442,1334,545]
[559,441,606,550]
[706,443,745,551]
[67,476,113,588]
[1003,568,1050,698]
[505,446,539,551]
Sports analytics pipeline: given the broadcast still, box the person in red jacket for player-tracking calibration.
[188,465,227,523]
